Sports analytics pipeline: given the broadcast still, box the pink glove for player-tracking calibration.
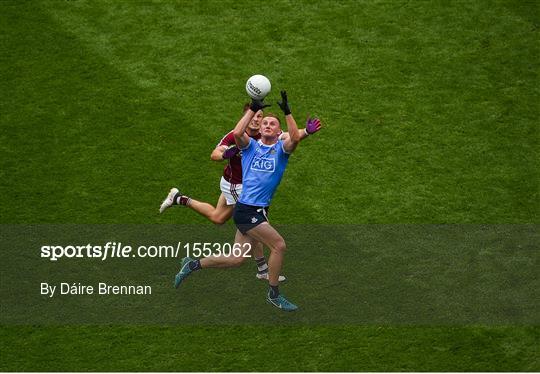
[306,117,322,134]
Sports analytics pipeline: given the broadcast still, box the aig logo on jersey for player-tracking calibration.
[250,157,275,173]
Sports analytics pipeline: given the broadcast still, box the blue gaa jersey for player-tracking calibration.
[239,138,290,207]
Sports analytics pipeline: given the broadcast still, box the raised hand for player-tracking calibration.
[306,116,322,134]
[277,90,291,115]
[250,99,271,112]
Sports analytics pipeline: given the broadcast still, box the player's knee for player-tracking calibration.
[209,213,228,225]
[210,216,227,225]
[271,239,286,254]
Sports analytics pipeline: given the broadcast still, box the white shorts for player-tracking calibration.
[220,176,242,205]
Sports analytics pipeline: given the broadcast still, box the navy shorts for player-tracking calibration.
[233,202,270,234]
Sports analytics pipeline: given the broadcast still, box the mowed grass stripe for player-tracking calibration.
[1,2,224,223]
[1,326,538,371]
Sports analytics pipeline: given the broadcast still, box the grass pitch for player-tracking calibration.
[1,0,539,371]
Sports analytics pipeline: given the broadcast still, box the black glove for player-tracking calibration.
[277,90,291,115]
[250,99,271,112]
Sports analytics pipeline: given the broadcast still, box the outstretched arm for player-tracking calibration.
[233,99,269,149]
[210,145,228,161]
[211,145,240,161]
[232,111,252,149]
[282,114,300,153]
[279,116,322,142]
[278,91,301,153]
[211,131,241,161]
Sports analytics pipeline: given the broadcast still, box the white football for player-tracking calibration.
[245,74,271,100]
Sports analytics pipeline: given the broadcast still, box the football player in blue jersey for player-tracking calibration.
[175,91,313,312]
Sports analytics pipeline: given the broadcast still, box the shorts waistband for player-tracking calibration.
[236,202,269,209]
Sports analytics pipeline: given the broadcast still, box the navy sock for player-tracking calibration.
[269,285,279,298]
[189,259,201,271]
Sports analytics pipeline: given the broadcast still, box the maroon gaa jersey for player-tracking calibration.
[217,130,262,184]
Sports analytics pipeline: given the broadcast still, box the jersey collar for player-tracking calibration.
[257,139,278,147]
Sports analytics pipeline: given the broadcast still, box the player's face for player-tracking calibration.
[261,116,281,137]
[248,110,263,130]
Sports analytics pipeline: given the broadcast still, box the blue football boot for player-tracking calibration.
[174,257,194,288]
[266,290,298,311]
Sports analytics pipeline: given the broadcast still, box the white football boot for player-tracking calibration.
[256,272,286,282]
[159,188,179,213]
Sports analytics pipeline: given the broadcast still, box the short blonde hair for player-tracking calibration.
[263,113,281,125]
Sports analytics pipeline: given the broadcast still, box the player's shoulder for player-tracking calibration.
[224,129,235,139]
[218,130,236,146]
[277,138,292,155]
[240,136,256,151]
